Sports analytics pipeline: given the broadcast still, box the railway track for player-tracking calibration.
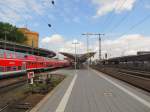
[92,66,150,92]
[0,104,9,112]
[0,76,26,90]
[117,69,150,78]
[0,75,28,112]
[0,69,65,111]
[0,67,64,90]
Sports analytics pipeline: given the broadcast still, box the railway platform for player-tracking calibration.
[30,68,150,112]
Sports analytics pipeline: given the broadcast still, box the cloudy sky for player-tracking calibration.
[1,0,150,59]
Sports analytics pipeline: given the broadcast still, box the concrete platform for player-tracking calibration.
[30,68,150,112]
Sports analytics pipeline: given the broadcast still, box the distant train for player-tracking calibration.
[0,49,70,79]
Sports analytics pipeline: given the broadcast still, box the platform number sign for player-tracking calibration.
[27,72,35,84]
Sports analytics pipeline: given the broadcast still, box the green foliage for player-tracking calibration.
[0,22,27,44]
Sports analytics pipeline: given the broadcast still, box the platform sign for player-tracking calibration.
[27,72,35,84]
[27,72,35,79]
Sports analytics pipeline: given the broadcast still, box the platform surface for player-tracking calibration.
[30,68,150,112]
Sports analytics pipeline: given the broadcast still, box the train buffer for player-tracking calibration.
[30,68,150,112]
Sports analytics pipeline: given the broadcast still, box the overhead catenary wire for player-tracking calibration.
[108,0,141,33]
[103,0,127,33]
[45,0,78,34]
[96,0,147,58]
[108,8,133,33]
[0,2,44,29]
[33,1,54,27]
[0,0,55,31]
[120,13,150,36]
[39,0,59,33]
[107,0,148,57]
[112,0,148,58]
[0,3,28,26]
[50,0,75,22]
[105,0,146,38]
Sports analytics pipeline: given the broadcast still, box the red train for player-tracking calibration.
[0,49,70,79]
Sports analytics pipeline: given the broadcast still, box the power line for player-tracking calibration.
[72,40,79,72]
[108,0,141,33]
[109,10,132,33]
[0,3,28,25]
[120,13,150,36]
[0,1,55,30]
[103,0,127,33]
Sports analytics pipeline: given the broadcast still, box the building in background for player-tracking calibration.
[18,28,39,48]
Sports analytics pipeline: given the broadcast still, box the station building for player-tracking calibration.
[18,28,39,48]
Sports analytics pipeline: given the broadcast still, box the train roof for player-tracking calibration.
[0,40,56,58]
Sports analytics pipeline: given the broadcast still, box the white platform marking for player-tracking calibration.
[55,74,77,112]
[92,69,150,109]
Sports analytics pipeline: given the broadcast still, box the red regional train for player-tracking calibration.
[0,49,70,79]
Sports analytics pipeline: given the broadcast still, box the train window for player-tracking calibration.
[12,66,17,71]
[6,67,11,71]
[6,51,11,58]
[0,50,4,58]
[18,66,22,70]
[12,52,16,58]
[24,55,28,58]
[0,67,4,72]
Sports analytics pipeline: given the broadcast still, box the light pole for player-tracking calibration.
[82,33,90,71]
[32,39,34,55]
[82,33,104,61]
[0,30,6,49]
[4,31,9,51]
[72,40,79,73]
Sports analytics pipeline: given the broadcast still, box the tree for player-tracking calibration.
[0,22,27,44]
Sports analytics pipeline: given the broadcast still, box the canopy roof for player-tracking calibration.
[60,52,96,63]
[0,40,56,58]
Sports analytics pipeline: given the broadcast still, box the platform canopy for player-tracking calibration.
[0,40,56,58]
[60,52,96,63]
